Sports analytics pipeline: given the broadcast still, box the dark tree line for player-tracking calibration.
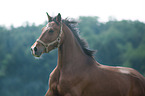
[0,17,145,96]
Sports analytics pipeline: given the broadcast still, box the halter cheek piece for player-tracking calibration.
[36,21,63,52]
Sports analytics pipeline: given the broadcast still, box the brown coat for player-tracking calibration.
[31,13,145,96]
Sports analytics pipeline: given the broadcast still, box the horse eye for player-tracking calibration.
[49,29,54,33]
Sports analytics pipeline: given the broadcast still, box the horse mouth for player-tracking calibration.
[31,50,42,57]
[33,54,41,57]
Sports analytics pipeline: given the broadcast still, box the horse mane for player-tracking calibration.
[52,17,95,57]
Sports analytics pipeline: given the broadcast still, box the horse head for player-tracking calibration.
[31,13,64,57]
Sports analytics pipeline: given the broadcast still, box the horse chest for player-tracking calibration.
[49,71,73,95]
[56,74,83,96]
[57,77,73,94]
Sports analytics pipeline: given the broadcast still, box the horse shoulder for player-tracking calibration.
[56,64,93,96]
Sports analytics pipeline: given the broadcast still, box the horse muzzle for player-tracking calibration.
[31,43,43,57]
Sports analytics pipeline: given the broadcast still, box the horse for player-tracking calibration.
[31,13,145,96]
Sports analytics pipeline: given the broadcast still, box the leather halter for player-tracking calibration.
[36,21,63,52]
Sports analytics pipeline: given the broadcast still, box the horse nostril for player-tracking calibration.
[31,48,33,51]
[34,47,37,52]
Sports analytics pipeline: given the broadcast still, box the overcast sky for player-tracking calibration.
[0,0,144,27]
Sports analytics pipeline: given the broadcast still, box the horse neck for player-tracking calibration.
[57,24,93,69]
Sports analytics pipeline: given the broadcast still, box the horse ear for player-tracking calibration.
[46,12,52,22]
[56,13,61,23]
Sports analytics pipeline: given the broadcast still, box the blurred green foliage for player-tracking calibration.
[0,17,145,96]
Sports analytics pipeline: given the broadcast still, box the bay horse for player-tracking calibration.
[31,13,145,96]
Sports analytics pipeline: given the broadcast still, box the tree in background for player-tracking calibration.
[0,17,145,96]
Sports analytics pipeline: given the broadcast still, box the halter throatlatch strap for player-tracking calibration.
[36,21,63,53]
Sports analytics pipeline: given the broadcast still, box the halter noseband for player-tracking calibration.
[36,21,63,52]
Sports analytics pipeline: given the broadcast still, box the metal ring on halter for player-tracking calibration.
[36,21,63,52]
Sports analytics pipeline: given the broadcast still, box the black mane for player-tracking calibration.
[53,17,95,57]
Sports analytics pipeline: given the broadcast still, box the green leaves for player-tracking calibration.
[0,17,145,96]
[79,18,145,71]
